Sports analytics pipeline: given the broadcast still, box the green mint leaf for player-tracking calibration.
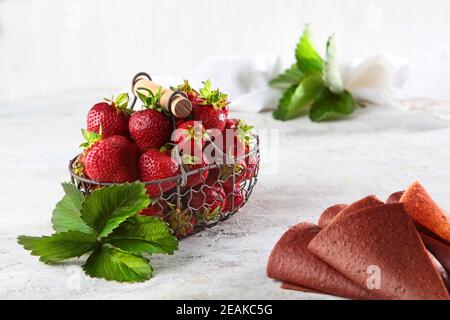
[107,215,178,255]
[17,231,98,264]
[51,183,94,234]
[295,25,324,75]
[309,88,356,122]
[80,183,150,239]
[83,244,152,282]
[273,75,324,121]
[324,35,344,94]
[269,64,303,89]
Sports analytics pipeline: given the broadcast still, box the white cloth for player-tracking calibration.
[175,53,450,122]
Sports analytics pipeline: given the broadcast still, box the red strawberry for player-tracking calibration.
[172,120,206,156]
[218,160,247,191]
[224,184,245,212]
[191,80,229,131]
[244,145,258,180]
[139,198,172,218]
[139,148,179,197]
[165,208,196,237]
[176,80,201,103]
[77,130,138,183]
[181,152,209,187]
[223,119,254,160]
[187,184,225,220]
[87,93,130,137]
[129,87,172,153]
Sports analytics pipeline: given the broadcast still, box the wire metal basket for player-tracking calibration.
[68,72,260,239]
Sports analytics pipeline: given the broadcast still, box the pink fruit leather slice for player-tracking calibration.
[281,282,324,294]
[308,203,449,300]
[318,195,384,228]
[400,181,450,244]
[386,191,404,204]
[318,204,348,228]
[267,222,375,300]
[421,232,450,274]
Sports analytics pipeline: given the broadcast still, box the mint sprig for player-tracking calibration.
[18,182,178,283]
[270,25,356,122]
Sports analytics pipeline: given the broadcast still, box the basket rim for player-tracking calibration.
[69,135,260,186]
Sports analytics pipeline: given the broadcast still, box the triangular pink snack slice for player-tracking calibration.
[386,191,404,204]
[318,204,348,228]
[329,195,384,224]
[421,232,450,274]
[281,282,324,294]
[308,203,449,300]
[400,181,450,244]
[267,222,375,300]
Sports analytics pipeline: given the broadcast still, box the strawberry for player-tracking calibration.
[87,93,130,137]
[165,208,196,237]
[224,184,245,212]
[187,184,225,220]
[191,80,229,131]
[223,119,254,160]
[129,87,172,153]
[172,120,206,156]
[181,152,209,187]
[77,129,138,183]
[139,148,179,197]
[218,161,247,191]
[244,145,258,180]
[176,80,201,103]
[139,198,173,218]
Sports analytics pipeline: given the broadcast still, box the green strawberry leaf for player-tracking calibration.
[17,231,98,264]
[295,25,324,75]
[324,35,344,94]
[80,183,150,238]
[51,183,95,234]
[107,215,178,255]
[198,80,229,109]
[79,128,102,151]
[269,64,303,89]
[273,75,324,121]
[83,244,153,283]
[309,88,356,122]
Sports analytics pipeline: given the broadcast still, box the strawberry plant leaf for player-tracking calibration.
[83,244,153,282]
[17,231,98,264]
[80,183,150,238]
[273,75,324,121]
[51,183,95,234]
[269,64,303,89]
[309,88,356,122]
[324,35,344,94]
[295,25,324,75]
[106,215,178,255]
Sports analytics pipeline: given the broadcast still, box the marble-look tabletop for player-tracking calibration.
[1,91,449,299]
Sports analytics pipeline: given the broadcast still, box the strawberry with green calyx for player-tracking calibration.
[180,152,209,187]
[223,119,254,160]
[172,120,207,156]
[165,208,196,237]
[77,129,138,183]
[224,184,245,212]
[139,198,174,218]
[187,184,225,218]
[129,87,172,153]
[175,80,201,103]
[218,160,247,191]
[138,148,180,198]
[191,80,230,131]
[87,93,131,137]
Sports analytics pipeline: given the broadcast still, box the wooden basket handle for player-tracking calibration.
[131,73,192,118]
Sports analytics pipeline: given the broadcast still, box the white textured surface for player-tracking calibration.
[1,92,450,299]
